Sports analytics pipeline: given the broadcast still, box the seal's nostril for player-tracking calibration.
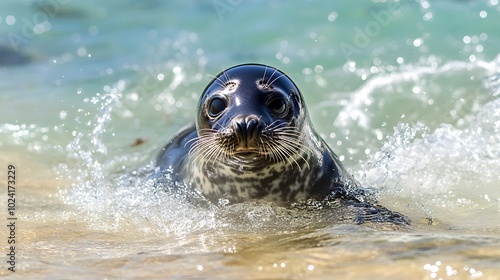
[232,117,246,144]
[232,115,260,147]
[246,117,259,139]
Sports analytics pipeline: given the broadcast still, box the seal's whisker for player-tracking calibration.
[268,73,285,88]
[223,69,232,85]
[273,129,302,137]
[277,133,314,155]
[203,141,225,164]
[261,129,312,170]
[188,131,226,165]
[258,139,270,160]
[218,66,228,84]
[207,74,226,88]
[272,124,298,132]
[188,137,206,156]
[264,119,288,130]
[281,138,313,161]
[185,129,217,148]
[265,68,279,89]
[189,141,211,163]
[261,64,269,86]
[217,133,237,159]
[274,140,303,170]
[259,138,279,162]
[185,137,198,147]
[281,143,310,170]
[189,147,207,165]
[272,138,304,170]
[213,122,226,130]
[264,136,292,164]
[268,141,287,164]
[210,148,225,163]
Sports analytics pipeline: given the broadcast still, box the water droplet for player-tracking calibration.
[423,11,433,21]
[89,25,99,35]
[463,36,471,44]
[77,47,87,57]
[413,38,423,47]
[6,15,16,25]
[327,11,338,22]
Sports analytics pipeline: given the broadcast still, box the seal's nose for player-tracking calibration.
[232,115,261,148]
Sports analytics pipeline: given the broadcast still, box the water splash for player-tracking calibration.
[58,80,125,212]
[335,57,500,130]
[361,98,500,229]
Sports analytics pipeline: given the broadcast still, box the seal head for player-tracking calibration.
[157,63,359,204]
[194,64,308,170]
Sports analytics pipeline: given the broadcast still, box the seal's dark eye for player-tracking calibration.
[208,97,227,117]
[267,97,287,116]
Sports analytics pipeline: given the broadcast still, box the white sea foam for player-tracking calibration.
[361,98,500,229]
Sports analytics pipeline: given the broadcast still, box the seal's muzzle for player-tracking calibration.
[232,115,261,150]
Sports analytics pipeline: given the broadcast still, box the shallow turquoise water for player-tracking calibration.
[1,0,499,278]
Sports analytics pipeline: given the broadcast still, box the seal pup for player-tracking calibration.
[156,63,367,205]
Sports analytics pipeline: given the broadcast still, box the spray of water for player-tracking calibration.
[361,98,500,230]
